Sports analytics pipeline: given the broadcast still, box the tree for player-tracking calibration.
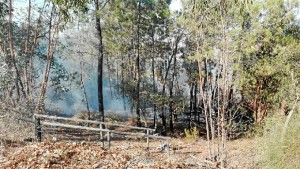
[36,0,89,113]
[36,2,63,112]
[236,0,300,123]
[95,0,105,122]
[105,0,174,128]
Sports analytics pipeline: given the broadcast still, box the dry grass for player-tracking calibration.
[0,133,261,169]
[256,111,300,169]
[0,113,34,141]
[257,107,300,169]
[0,111,262,168]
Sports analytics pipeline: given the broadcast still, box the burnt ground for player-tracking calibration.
[0,137,259,169]
[0,118,260,169]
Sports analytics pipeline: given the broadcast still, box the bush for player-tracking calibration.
[256,108,300,169]
[184,127,199,140]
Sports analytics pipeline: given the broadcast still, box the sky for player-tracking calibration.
[170,0,182,11]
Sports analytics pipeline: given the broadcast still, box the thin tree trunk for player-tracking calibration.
[80,62,91,121]
[206,58,215,156]
[197,26,211,158]
[24,0,31,96]
[281,73,299,142]
[29,2,45,94]
[135,0,142,127]
[106,55,113,98]
[8,0,26,100]
[151,28,157,129]
[36,5,60,113]
[220,1,228,165]
[169,53,177,133]
[95,0,104,122]
[161,35,181,130]
[189,83,194,130]
[121,61,127,111]
[193,82,197,121]
[281,93,299,142]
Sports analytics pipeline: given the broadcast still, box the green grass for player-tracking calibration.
[256,108,300,169]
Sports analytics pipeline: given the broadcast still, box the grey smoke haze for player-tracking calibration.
[45,59,129,115]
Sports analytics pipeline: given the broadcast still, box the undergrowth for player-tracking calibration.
[184,127,199,140]
[256,108,300,169]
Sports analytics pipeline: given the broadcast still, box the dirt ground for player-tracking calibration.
[0,136,259,169]
[0,115,260,169]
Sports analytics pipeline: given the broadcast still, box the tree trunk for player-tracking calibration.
[169,52,177,133]
[8,0,26,100]
[24,0,31,96]
[220,2,228,166]
[161,35,181,130]
[151,26,157,130]
[95,0,105,123]
[29,3,45,96]
[189,83,194,129]
[36,5,60,113]
[193,82,197,121]
[80,62,91,121]
[197,26,211,158]
[135,0,142,127]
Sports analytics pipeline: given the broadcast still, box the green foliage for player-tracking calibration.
[184,127,199,140]
[0,0,8,18]
[256,111,300,169]
[234,0,300,122]
[51,0,89,21]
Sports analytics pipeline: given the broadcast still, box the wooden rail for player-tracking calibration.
[34,114,170,149]
[34,114,156,131]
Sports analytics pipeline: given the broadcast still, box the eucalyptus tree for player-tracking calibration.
[0,0,47,109]
[35,0,89,113]
[180,0,300,163]
[235,0,300,123]
[179,0,251,164]
[105,0,174,127]
[95,0,105,122]
[180,0,224,160]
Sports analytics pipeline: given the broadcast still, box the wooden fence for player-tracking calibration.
[34,114,170,149]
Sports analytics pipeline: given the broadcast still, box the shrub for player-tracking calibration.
[184,127,199,140]
[256,108,300,169]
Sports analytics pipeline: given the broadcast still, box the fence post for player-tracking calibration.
[107,131,110,150]
[34,116,42,142]
[146,129,149,150]
[100,124,104,148]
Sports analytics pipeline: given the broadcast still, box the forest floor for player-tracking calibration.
[0,115,260,169]
[0,135,259,168]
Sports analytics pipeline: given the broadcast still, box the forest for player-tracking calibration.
[0,0,299,168]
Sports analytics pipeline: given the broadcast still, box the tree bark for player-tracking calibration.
[169,51,177,133]
[189,83,194,130]
[151,26,157,129]
[161,35,181,130]
[36,5,60,113]
[29,3,45,94]
[8,0,26,100]
[95,0,105,122]
[135,0,142,127]
[23,0,31,96]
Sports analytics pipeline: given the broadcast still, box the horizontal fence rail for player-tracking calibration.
[40,121,170,139]
[34,114,156,131]
[33,114,170,150]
